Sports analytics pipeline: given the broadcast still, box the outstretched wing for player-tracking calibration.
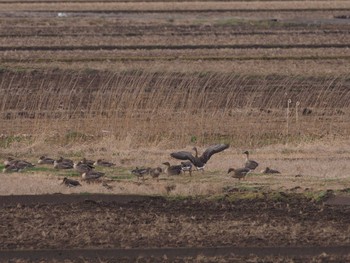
[200,144,229,163]
[170,151,196,163]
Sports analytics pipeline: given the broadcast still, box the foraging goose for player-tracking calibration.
[54,160,73,169]
[243,151,259,170]
[82,170,105,181]
[181,161,192,176]
[74,161,94,174]
[262,167,281,174]
[131,167,150,180]
[94,159,116,167]
[228,167,251,180]
[149,167,163,179]
[170,144,229,171]
[162,162,182,176]
[38,156,55,165]
[61,177,81,187]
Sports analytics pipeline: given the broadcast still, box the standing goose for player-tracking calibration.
[243,151,259,170]
[170,144,229,171]
[162,162,182,176]
[38,156,55,165]
[228,167,251,180]
[94,159,116,167]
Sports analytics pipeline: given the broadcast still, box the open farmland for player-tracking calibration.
[1,0,350,262]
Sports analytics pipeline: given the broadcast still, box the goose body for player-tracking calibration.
[149,167,163,179]
[81,158,95,166]
[181,161,192,176]
[56,157,74,165]
[131,167,150,179]
[74,161,94,174]
[162,162,182,176]
[94,159,116,167]
[170,144,229,170]
[54,160,73,169]
[38,156,55,165]
[228,167,251,180]
[262,167,281,174]
[82,170,105,180]
[61,177,81,187]
[3,164,21,173]
[243,151,259,170]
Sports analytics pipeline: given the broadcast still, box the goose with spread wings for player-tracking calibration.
[170,144,229,171]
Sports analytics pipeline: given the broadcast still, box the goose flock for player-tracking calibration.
[2,143,281,187]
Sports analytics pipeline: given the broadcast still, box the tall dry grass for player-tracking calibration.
[0,69,349,148]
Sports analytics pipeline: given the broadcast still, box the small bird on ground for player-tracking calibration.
[94,159,116,167]
[228,167,251,180]
[61,177,81,187]
[162,162,182,176]
[243,151,259,170]
[262,167,281,174]
[170,144,229,171]
[38,156,55,165]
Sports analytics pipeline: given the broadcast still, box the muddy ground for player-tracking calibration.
[1,193,350,262]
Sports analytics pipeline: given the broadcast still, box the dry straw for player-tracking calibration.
[0,69,349,148]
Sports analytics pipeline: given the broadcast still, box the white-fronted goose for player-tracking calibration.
[81,158,95,166]
[3,164,21,173]
[61,177,81,187]
[181,161,192,176]
[262,167,281,174]
[94,159,116,167]
[162,162,182,176]
[131,167,150,180]
[82,170,105,181]
[38,156,55,165]
[56,157,74,165]
[243,151,259,170]
[54,160,73,169]
[170,144,229,171]
[4,158,35,169]
[149,167,163,179]
[74,161,94,174]
[228,167,251,180]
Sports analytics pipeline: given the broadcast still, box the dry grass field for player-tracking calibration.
[1,0,350,261]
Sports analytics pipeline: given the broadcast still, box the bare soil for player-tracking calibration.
[1,193,350,262]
